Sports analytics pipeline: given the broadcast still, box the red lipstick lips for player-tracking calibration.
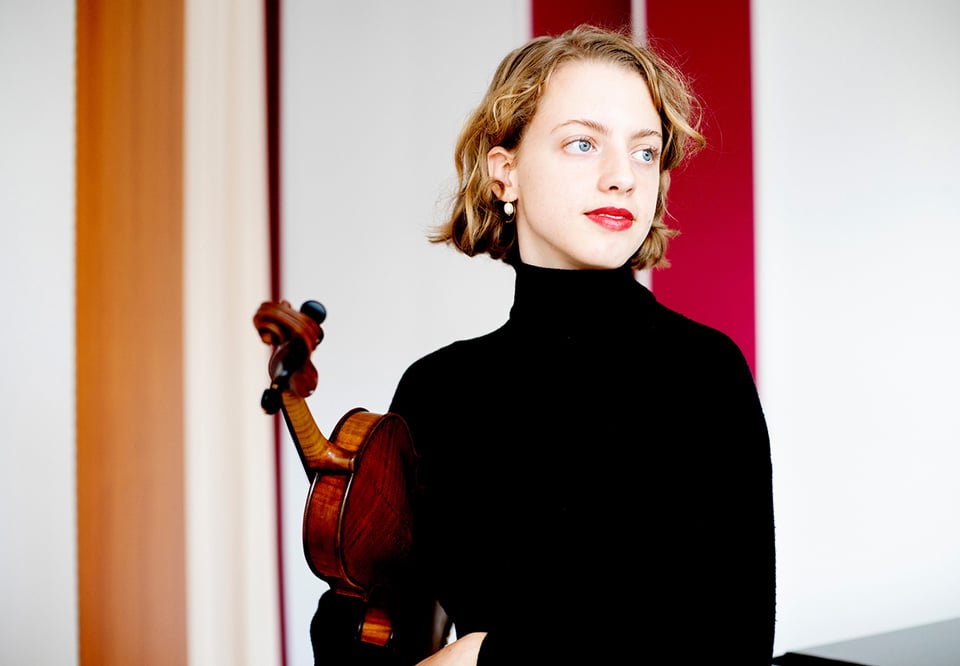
[585,207,635,231]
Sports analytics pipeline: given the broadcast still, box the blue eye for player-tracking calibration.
[635,148,654,163]
[565,138,594,154]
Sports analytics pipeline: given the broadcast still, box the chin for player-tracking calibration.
[577,251,636,271]
[574,260,629,271]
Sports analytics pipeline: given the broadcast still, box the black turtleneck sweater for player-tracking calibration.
[385,263,776,663]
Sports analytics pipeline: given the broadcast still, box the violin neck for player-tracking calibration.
[280,392,354,477]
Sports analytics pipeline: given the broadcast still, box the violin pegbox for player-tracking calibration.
[254,299,329,408]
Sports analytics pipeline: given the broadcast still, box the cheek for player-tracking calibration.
[639,174,661,216]
[638,218,655,240]
[516,172,556,211]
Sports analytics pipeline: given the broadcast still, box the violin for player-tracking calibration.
[253,299,443,657]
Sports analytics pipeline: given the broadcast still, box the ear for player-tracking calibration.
[487,146,517,201]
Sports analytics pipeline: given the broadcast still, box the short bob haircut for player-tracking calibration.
[431,24,705,270]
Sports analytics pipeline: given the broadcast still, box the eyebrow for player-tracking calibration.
[554,118,662,142]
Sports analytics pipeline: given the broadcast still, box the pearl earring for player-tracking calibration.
[503,200,515,217]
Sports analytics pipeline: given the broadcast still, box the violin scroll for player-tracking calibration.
[254,300,328,409]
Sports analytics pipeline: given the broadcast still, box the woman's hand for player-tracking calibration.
[416,632,486,666]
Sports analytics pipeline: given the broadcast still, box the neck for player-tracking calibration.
[507,261,652,336]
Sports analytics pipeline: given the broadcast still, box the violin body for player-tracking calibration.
[302,409,417,597]
[254,299,443,655]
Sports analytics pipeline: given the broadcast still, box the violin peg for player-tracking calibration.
[301,300,327,325]
[261,387,283,415]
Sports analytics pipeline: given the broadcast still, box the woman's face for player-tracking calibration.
[489,59,662,270]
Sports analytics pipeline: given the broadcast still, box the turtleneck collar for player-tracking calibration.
[507,262,656,338]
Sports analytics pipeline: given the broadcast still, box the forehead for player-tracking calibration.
[535,59,657,124]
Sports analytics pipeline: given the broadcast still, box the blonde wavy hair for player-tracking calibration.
[430,24,705,270]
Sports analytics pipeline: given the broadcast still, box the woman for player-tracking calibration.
[313,24,775,665]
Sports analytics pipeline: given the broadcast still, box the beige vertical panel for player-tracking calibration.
[76,1,187,664]
[183,0,279,664]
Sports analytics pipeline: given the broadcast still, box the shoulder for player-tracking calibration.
[404,325,507,377]
[621,279,747,366]
[651,300,749,368]
[645,300,763,424]
[387,326,510,458]
[647,301,770,454]
[389,325,509,409]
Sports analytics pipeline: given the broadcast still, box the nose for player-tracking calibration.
[599,147,635,193]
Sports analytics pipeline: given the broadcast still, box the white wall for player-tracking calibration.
[0,2,77,665]
[754,0,960,653]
